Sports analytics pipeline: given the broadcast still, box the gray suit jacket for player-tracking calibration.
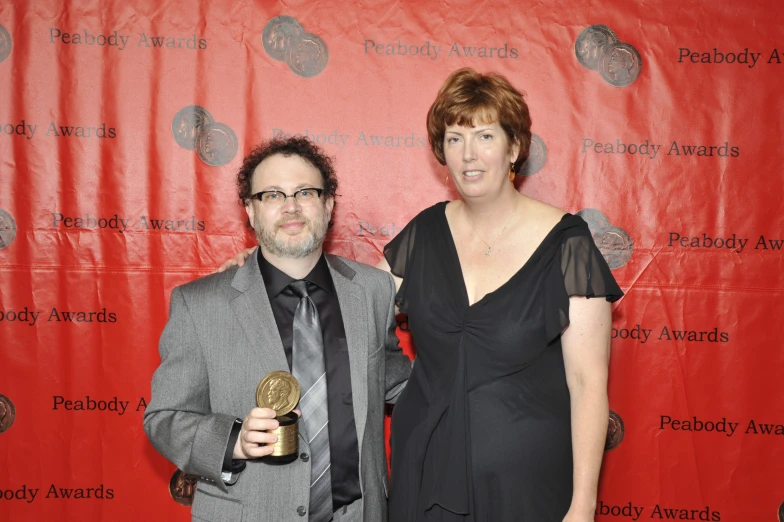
[144,253,411,522]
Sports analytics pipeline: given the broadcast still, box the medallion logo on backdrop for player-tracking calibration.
[576,209,633,269]
[605,410,624,451]
[0,209,17,250]
[169,470,198,506]
[49,28,207,50]
[172,106,237,167]
[517,134,547,176]
[0,394,16,434]
[0,25,12,63]
[363,39,519,61]
[262,16,328,78]
[575,25,642,87]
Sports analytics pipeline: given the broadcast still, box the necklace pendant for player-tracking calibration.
[485,248,492,256]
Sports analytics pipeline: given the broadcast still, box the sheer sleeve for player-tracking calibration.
[383,217,418,313]
[544,224,624,343]
[561,233,624,301]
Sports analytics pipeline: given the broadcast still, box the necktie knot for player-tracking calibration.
[289,280,310,299]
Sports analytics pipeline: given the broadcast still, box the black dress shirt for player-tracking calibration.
[257,250,362,511]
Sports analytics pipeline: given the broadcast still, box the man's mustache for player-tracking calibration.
[275,214,310,229]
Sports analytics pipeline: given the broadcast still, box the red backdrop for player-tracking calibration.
[1,1,783,520]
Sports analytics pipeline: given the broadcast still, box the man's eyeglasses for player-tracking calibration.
[249,188,325,206]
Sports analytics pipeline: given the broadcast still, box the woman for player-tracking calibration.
[378,68,622,522]
[221,68,622,521]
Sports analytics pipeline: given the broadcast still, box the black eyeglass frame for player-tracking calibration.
[248,187,326,204]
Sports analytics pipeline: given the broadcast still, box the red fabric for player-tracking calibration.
[1,1,782,520]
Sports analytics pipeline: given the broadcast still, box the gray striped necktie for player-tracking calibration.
[289,280,333,522]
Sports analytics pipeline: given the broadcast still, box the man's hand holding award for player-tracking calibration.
[235,371,301,463]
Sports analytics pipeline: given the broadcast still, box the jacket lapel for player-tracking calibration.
[229,253,289,372]
[327,256,369,452]
[229,253,370,453]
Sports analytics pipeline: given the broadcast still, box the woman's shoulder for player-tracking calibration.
[528,198,568,222]
[513,198,595,257]
[528,197,595,235]
[518,197,570,236]
[385,200,448,255]
[404,200,449,228]
[420,200,450,216]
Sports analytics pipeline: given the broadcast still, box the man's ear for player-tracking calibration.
[244,201,255,228]
[325,196,335,217]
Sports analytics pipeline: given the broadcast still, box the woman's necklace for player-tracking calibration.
[465,208,517,256]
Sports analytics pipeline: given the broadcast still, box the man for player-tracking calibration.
[144,137,411,521]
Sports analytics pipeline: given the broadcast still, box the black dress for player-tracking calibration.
[384,202,623,522]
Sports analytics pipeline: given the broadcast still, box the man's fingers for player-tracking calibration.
[241,440,275,458]
[215,247,256,272]
[234,405,284,459]
[237,247,256,267]
[243,429,278,446]
[245,417,279,433]
[248,407,277,419]
[214,261,232,273]
[238,424,279,459]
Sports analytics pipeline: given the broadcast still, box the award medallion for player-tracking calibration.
[256,371,300,416]
[256,371,300,461]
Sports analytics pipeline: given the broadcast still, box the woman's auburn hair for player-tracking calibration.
[426,68,532,173]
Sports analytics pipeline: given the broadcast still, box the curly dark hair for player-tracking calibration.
[237,136,339,204]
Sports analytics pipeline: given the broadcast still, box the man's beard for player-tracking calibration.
[255,210,329,259]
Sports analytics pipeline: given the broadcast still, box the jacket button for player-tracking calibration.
[297,506,306,516]
[300,453,309,462]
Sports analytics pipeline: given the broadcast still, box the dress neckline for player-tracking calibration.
[439,201,571,308]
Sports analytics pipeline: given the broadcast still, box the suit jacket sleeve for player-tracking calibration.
[143,286,236,492]
[382,272,412,404]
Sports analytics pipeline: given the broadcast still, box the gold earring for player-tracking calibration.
[509,162,516,182]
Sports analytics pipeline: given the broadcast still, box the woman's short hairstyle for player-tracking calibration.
[426,68,533,173]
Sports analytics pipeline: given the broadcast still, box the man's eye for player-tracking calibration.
[267,192,282,200]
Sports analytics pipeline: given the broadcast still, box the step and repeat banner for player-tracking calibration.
[1,0,782,520]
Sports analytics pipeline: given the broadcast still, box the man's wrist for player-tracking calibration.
[219,419,246,485]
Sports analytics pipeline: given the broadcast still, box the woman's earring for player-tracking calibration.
[509,162,516,182]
